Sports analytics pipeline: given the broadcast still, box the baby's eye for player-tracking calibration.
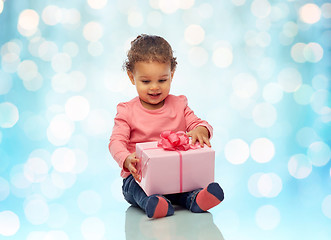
[159,79,167,83]
[142,80,150,84]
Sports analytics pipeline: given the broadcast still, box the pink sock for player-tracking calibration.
[146,196,174,219]
[152,197,168,218]
[195,183,224,211]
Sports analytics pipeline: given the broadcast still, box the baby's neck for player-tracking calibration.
[139,98,165,110]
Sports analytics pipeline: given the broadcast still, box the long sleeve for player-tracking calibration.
[109,103,131,176]
[182,96,213,138]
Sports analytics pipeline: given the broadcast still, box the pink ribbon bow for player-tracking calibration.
[157,130,199,151]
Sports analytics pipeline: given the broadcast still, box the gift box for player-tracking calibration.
[136,135,215,196]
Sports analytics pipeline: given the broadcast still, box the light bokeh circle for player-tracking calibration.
[251,0,271,19]
[304,42,323,63]
[42,5,62,26]
[307,141,331,167]
[158,0,181,14]
[299,3,321,24]
[310,89,330,115]
[51,53,72,73]
[0,102,19,128]
[0,177,10,201]
[288,154,312,179]
[224,139,250,165]
[232,73,258,98]
[296,127,319,148]
[212,47,233,68]
[277,68,302,92]
[321,3,331,18]
[184,24,205,45]
[24,196,50,225]
[0,1,3,14]
[17,60,38,81]
[255,205,280,230]
[283,21,298,38]
[257,173,282,198]
[0,211,20,236]
[291,42,306,63]
[17,9,40,36]
[83,22,104,42]
[248,172,282,198]
[322,195,331,219]
[250,138,275,163]
[38,40,59,61]
[63,42,79,57]
[24,157,49,183]
[87,0,108,9]
[65,96,90,121]
[47,114,75,146]
[51,148,76,173]
[312,74,329,90]
[0,71,13,95]
[248,173,264,198]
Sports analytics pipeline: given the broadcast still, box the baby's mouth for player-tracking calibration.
[148,93,161,97]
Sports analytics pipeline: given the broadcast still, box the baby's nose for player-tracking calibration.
[150,83,159,90]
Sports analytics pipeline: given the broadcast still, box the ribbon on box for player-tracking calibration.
[158,131,200,192]
[157,130,193,151]
[139,131,200,193]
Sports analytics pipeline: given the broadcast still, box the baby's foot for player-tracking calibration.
[145,195,174,218]
[191,182,224,213]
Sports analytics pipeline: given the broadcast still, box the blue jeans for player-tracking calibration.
[122,175,202,212]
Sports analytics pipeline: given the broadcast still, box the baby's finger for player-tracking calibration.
[131,157,140,164]
[132,172,141,182]
[191,135,197,145]
[204,136,211,147]
[186,131,192,137]
[128,163,137,174]
[198,136,205,147]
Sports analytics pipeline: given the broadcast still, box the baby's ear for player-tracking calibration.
[171,70,175,80]
[127,71,135,85]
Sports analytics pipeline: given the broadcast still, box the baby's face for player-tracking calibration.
[128,61,174,110]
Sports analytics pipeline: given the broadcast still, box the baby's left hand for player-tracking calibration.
[186,126,211,147]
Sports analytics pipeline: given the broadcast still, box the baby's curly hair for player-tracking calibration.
[123,34,177,72]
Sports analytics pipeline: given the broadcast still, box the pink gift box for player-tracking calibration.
[136,141,215,196]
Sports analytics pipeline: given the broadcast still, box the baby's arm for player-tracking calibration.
[182,96,213,147]
[109,103,136,177]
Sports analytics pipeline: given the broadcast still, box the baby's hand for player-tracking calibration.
[124,152,141,182]
[187,126,211,148]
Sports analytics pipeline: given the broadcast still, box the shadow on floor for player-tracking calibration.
[125,205,224,240]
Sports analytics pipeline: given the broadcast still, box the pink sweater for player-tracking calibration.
[109,94,213,178]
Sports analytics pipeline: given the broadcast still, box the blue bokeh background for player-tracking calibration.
[0,0,330,239]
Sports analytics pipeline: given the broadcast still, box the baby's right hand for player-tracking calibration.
[124,152,141,182]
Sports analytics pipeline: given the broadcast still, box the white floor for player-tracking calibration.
[125,206,224,240]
